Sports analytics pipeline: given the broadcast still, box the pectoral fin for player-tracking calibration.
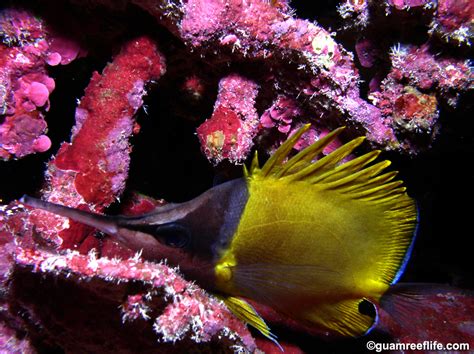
[219,295,282,350]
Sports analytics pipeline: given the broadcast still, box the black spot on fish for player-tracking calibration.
[358,299,376,319]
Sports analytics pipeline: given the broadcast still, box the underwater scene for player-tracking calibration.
[0,0,473,352]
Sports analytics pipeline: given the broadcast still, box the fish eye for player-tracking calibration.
[154,223,190,248]
[164,231,189,248]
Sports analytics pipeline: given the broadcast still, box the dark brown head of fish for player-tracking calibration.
[21,179,248,290]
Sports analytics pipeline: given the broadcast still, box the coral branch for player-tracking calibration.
[197,74,259,164]
[7,247,256,352]
[133,0,402,151]
[51,36,165,208]
[368,43,472,151]
[28,36,165,250]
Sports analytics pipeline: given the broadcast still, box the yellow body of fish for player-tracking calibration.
[214,126,417,337]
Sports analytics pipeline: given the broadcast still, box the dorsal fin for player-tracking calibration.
[247,125,408,205]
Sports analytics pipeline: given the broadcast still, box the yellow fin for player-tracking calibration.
[249,125,368,182]
[249,125,415,224]
[219,295,281,349]
[304,299,376,337]
[255,125,346,178]
[281,136,366,183]
[259,124,311,177]
[275,126,346,178]
[229,263,379,337]
[249,150,260,175]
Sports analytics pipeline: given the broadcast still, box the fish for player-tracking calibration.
[21,125,418,343]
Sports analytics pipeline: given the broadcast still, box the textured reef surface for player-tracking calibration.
[0,0,473,352]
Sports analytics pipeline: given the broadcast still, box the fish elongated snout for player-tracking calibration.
[20,195,119,236]
[19,195,213,281]
[19,195,189,259]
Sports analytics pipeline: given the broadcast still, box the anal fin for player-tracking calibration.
[304,298,376,337]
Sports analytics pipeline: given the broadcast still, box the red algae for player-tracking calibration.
[52,36,165,208]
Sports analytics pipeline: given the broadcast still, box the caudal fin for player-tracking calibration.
[377,283,474,346]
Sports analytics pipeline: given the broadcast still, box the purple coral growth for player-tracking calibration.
[0,9,82,160]
[261,96,302,134]
[431,0,474,45]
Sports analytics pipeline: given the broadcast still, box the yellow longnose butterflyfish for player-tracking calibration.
[22,125,417,343]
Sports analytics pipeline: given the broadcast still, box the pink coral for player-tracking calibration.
[432,0,474,45]
[337,0,370,29]
[366,43,472,150]
[387,0,429,10]
[17,36,165,255]
[197,74,260,164]
[49,36,165,209]
[392,87,438,131]
[46,36,82,65]
[342,1,473,45]
[0,27,258,351]
[386,44,472,93]
[261,96,302,134]
[0,9,82,160]
[355,38,378,68]
[135,0,402,149]
[7,246,256,352]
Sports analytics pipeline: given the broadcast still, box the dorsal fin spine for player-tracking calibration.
[274,127,345,178]
[260,124,311,177]
[248,125,413,213]
[283,136,365,183]
[327,150,380,176]
[250,150,260,176]
[343,171,398,193]
[349,180,404,199]
[308,150,381,185]
[243,164,249,178]
[320,161,391,189]
[362,189,407,203]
